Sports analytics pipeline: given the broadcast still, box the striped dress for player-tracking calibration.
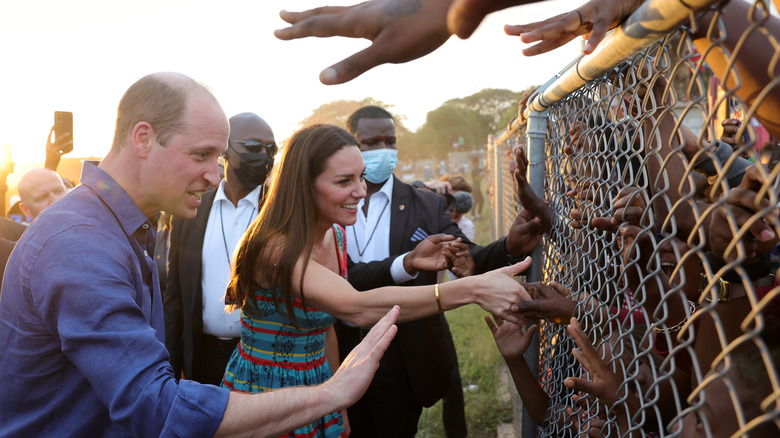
[222,225,348,438]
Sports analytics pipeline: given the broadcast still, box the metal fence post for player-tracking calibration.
[522,108,548,438]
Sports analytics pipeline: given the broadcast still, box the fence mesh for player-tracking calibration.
[486,0,780,436]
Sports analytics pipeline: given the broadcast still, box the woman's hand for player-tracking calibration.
[471,258,533,324]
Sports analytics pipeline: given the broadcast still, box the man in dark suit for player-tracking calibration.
[337,105,547,437]
[164,112,276,384]
[0,216,26,290]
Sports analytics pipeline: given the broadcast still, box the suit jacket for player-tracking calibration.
[164,189,217,378]
[0,217,26,242]
[346,176,509,406]
[0,218,27,292]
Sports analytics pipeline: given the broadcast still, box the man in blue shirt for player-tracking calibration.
[0,72,399,437]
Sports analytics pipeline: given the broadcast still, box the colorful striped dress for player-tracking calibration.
[222,225,348,438]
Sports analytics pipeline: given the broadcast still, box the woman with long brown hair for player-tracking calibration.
[221,123,530,438]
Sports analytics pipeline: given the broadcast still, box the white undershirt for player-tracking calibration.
[201,181,262,338]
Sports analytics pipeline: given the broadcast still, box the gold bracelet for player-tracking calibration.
[434,283,443,313]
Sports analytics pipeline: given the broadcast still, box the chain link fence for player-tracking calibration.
[486,0,780,436]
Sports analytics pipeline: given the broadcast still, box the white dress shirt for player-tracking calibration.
[345,177,416,285]
[201,181,262,338]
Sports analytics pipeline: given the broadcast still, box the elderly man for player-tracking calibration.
[0,72,398,437]
[17,167,67,220]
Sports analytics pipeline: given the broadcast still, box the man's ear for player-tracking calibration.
[131,121,155,158]
[19,202,31,219]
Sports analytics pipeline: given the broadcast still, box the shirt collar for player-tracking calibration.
[213,180,263,207]
[80,161,155,237]
[378,175,394,198]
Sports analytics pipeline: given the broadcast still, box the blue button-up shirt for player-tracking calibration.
[0,162,228,437]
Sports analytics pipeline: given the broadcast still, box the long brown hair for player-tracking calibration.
[226,124,359,326]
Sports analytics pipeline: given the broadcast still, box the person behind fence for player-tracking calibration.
[221,122,535,438]
[164,112,275,386]
[0,72,406,437]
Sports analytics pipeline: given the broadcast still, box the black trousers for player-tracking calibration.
[192,334,239,385]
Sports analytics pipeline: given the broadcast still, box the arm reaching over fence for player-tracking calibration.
[274,0,550,84]
[274,0,455,85]
[504,0,643,55]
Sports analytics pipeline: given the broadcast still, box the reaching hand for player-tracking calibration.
[484,313,537,361]
[444,239,476,277]
[518,281,575,324]
[563,318,623,407]
[326,306,399,408]
[564,318,639,432]
[504,0,644,56]
[709,165,778,263]
[720,118,742,147]
[589,187,649,233]
[403,233,456,275]
[274,0,454,85]
[472,258,533,324]
[506,146,552,257]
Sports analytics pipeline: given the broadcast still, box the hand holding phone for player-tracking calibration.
[52,111,74,155]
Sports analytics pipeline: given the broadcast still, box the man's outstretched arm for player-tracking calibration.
[214,306,399,437]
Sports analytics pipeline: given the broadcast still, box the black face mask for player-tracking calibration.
[229,151,274,189]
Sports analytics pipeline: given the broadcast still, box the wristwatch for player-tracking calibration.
[700,271,775,302]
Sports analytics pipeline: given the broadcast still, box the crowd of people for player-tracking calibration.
[0,0,778,436]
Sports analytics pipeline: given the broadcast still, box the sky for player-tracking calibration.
[0,0,584,167]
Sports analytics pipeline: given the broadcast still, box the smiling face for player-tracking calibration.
[312,145,366,227]
[141,92,228,218]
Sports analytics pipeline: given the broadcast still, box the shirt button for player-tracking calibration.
[144,250,149,257]
[142,224,150,230]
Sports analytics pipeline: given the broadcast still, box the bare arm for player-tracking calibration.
[214,306,399,438]
[293,254,533,327]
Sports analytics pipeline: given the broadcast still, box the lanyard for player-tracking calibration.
[219,201,256,267]
[353,199,390,262]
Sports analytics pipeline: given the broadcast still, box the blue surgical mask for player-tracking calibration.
[362,149,398,184]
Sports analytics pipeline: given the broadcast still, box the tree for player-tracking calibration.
[297,98,414,159]
[410,105,493,158]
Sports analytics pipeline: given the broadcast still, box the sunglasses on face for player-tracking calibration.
[229,139,277,157]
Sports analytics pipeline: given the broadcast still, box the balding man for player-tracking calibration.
[165,112,276,385]
[17,168,67,220]
[0,72,398,437]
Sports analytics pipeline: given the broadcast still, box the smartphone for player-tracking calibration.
[54,111,73,154]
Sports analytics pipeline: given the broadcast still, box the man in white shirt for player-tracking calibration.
[164,112,276,384]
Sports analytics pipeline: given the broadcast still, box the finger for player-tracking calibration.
[426,234,457,244]
[355,306,399,359]
[517,283,532,302]
[483,314,498,334]
[589,217,617,232]
[567,318,599,361]
[319,46,384,85]
[564,377,598,396]
[550,281,571,298]
[522,34,579,57]
[515,216,542,237]
[581,21,610,54]
[275,7,351,37]
[506,12,572,38]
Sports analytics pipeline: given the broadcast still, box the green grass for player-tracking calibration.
[416,215,512,437]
